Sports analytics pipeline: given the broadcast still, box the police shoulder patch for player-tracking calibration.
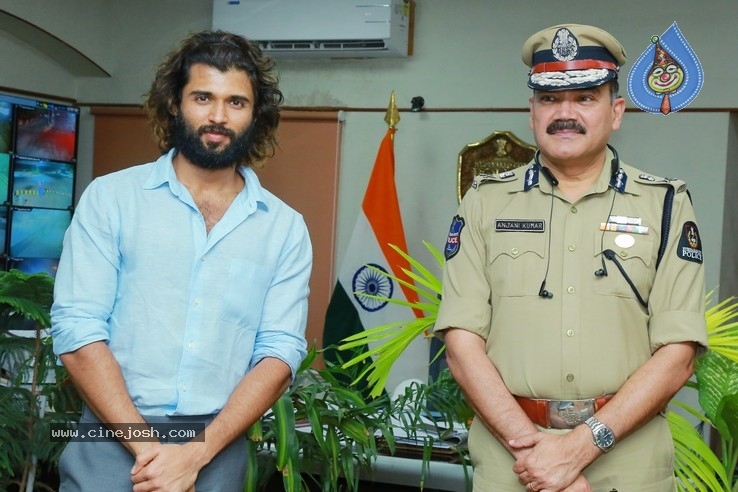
[444,215,465,260]
[676,221,703,263]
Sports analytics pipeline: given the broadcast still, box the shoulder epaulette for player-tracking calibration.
[470,171,518,191]
[634,172,687,193]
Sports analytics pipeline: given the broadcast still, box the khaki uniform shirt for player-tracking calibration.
[435,150,708,490]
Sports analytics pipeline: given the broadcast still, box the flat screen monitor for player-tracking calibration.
[0,153,9,204]
[9,257,60,278]
[8,207,71,259]
[0,101,11,154]
[14,103,79,163]
[0,205,7,256]
[11,157,74,209]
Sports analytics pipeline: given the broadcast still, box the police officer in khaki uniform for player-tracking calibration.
[434,24,708,492]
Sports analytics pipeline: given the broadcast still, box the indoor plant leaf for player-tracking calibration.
[695,350,738,438]
[668,410,729,491]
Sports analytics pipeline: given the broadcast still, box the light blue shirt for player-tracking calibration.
[51,150,312,416]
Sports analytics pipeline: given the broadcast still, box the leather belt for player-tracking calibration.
[514,395,613,429]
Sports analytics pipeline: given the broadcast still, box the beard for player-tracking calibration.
[170,113,255,170]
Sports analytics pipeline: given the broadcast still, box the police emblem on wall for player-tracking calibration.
[352,263,394,312]
[445,215,465,260]
[627,22,703,115]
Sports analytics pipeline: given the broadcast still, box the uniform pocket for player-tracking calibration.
[487,232,546,297]
[593,231,655,300]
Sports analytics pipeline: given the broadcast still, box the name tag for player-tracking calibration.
[495,219,545,232]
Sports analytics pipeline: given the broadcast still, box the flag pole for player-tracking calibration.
[384,91,400,130]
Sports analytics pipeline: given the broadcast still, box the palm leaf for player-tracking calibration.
[705,295,738,363]
[0,270,55,328]
[338,241,444,397]
[669,411,730,491]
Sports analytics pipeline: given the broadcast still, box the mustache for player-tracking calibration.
[198,124,236,139]
[546,120,586,134]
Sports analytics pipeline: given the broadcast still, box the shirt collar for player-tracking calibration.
[142,149,269,211]
[522,147,631,194]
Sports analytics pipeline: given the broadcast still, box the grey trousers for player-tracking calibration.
[58,406,248,492]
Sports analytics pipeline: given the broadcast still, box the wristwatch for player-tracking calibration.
[584,417,615,452]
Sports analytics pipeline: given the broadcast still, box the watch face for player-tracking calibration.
[596,427,615,448]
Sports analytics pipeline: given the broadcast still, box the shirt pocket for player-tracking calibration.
[219,258,273,326]
[487,232,546,297]
[593,231,655,300]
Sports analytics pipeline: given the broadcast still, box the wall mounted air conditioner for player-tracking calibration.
[212,0,414,59]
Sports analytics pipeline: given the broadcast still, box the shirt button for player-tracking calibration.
[619,250,628,258]
[568,244,576,251]
[193,298,201,305]
[181,385,188,392]
[511,248,519,255]
[566,329,575,337]
[567,286,575,294]
[570,206,578,214]
[566,374,575,382]
[187,343,194,350]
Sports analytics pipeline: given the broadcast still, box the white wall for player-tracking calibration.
[3,0,738,107]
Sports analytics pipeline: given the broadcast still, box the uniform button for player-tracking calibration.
[511,248,519,255]
[619,250,628,258]
[566,329,575,337]
[567,286,575,294]
[566,374,575,382]
[570,206,578,214]
[568,244,576,251]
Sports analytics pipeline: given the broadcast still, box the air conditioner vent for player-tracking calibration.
[261,39,388,53]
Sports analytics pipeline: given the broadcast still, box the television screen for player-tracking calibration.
[0,101,11,154]
[8,207,71,259]
[11,157,74,209]
[14,103,79,163]
[0,153,9,204]
[0,205,7,255]
[9,257,60,278]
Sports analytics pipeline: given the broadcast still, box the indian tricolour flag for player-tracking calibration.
[323,126,429,395]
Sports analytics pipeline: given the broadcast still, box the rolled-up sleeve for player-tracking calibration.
[647,188,708,351]
[250,214,312,379]
[51,179,120,356]
[434,190,492,339]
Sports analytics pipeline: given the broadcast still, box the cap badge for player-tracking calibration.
[551,27,579,62]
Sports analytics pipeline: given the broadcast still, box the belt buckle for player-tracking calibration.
[549,399,595,428]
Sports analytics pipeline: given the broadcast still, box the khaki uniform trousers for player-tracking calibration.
[468,413,675,492]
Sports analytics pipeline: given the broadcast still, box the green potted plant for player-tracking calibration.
[0,269,82,491]
[670,293,738,491]
[244,345,397,492]
[245,342,473,492]
[337,243,738,491]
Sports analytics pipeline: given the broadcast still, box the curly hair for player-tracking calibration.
[143,30,283,167]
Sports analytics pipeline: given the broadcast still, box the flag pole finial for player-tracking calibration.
[384,91,400,129]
